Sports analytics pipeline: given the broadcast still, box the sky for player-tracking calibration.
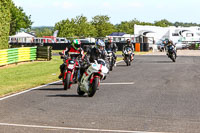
[12,0,200,27]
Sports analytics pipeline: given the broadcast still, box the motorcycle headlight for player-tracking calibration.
[68,64,74,69]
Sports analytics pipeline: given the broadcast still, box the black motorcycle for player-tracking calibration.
[167,45,176,62]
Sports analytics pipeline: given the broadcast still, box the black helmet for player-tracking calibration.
[126,39,131,44]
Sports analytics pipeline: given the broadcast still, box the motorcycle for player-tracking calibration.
[107,50,115,71]
[59,52,81,90]
[122,46,133,66]
[77,59,109,97]
[167,45,176,62]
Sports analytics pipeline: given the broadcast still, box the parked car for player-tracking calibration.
[156,41,165,52]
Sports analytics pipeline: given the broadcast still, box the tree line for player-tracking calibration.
[49,16,200,38]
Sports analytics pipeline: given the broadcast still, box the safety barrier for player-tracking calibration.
[37,46,52,61]
[0,47,37,66]
[135,43,141,52]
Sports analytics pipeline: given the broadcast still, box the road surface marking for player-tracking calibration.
[101,82,134,85]
[0,122,169,133]
[0,80,61,101]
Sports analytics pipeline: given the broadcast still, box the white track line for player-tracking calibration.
[0,80,61,101]
[0,123,168,133]
[101,82,134,85]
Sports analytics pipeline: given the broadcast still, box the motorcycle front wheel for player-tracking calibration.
[126,56,131,66]
[109,59,113,71]
[172,53,176,62]
[64,73,71,90]
[88,77,99,97]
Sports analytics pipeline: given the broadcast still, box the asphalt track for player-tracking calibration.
[0,55,200,133]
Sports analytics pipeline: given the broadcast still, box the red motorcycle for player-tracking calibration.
[59,52,80,90]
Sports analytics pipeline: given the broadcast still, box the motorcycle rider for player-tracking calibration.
[122,39,135,60]
[88,39,107,63]
[58,39,85,79]
[105,38,118,66]
[85,39,107,80]
[163,39,176,57]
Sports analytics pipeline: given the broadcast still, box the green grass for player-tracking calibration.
[0,56,62,97]
[52,50,62,54]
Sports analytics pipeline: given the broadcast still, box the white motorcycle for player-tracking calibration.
[77,59,109,97]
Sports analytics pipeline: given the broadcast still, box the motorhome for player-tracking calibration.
[134,24,200,44]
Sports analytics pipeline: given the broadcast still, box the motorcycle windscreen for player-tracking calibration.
[97,60,106,66]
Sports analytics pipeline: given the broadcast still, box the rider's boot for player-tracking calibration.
[58,73,63,79]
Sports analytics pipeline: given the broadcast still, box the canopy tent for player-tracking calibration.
[9,32,35,43]
[10,32,35,38]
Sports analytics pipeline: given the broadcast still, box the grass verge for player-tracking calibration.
[0,56,62,97]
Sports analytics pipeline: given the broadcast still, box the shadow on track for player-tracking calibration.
[38,87,64,91]
[135,60,174,64]
[155,61,175,63]
[47,94,87,98]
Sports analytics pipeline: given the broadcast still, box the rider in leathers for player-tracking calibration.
[58,39,85,79]
[88,39,107,63]
[78,40,107,81]
[105,38,118,65]
[122,39,135,60]
[163,39,176,57]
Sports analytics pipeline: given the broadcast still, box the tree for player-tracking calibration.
[33,27,54,37]
[154,19,172,27]
[55,19,76,38]
[91,15,116,37]
[74,15,97,37]
[0,0,12,49]
[116,18,153,34]
[9,2,33,35]
[116,21,133,34]
[54,15,97,38]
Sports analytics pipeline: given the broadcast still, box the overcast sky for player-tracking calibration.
[12,0,200,27]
